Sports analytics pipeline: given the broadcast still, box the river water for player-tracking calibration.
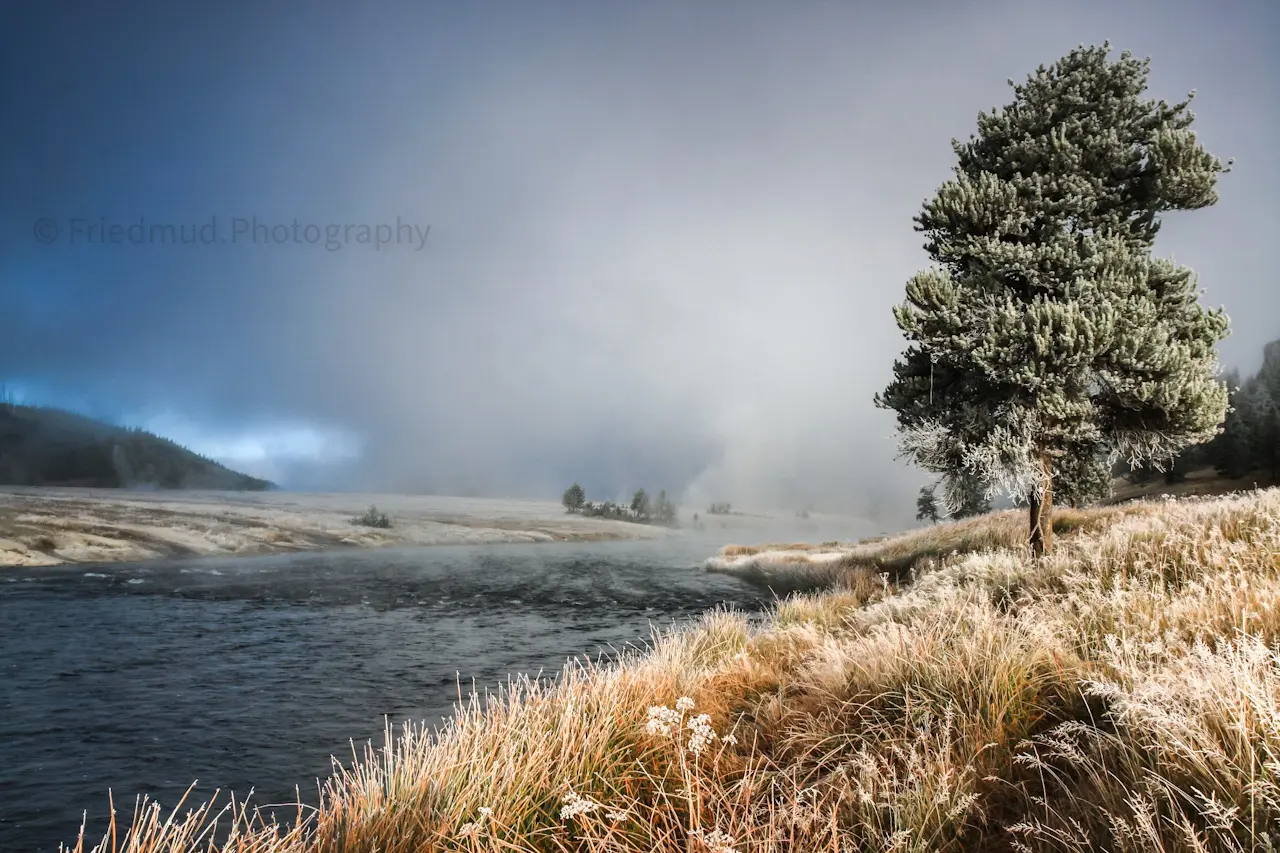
[0,527,837,852]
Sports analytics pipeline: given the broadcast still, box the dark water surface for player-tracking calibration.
[0,535,773,852]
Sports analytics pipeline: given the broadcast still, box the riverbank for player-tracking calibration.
[0,488,671,567]
[700,500,1150,593]
[60,486,1279,851]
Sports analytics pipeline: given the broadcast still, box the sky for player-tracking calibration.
[2,0,1277,528]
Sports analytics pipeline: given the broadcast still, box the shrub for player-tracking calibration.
[350,505,391,529]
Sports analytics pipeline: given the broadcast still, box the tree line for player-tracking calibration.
[561,483,679,526]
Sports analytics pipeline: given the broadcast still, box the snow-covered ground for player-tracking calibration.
[0,488,673,567]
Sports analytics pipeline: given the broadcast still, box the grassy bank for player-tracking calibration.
[68,489,1280,852]
[702,502,1155,594]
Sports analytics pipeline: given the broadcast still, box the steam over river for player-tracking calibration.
[0,527,851,851]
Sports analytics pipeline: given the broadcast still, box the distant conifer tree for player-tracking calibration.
[916,486,940,523]
[561,482,586,513]
[630,488,650,520]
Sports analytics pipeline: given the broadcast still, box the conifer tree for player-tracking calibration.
[1210,370,1250,478]
[916,486,940,523]
[653,489,678,526]
[1260,341,1280,402]
[561,482,585,513]
[876,43,1232,556]
[630,488,650,520]
[1255,343,1280,479]
[1251,387,1280,480]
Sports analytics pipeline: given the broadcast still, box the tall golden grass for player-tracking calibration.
[64,489,1280,852]
[707,503,1150,594]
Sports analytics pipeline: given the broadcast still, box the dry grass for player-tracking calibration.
[706,503,1149,594]
[720,541,848,558]
[63,489,1280,852]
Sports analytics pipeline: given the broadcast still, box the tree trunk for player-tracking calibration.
[1028,453,1054,558]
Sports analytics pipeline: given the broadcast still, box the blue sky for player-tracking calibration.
[2,0,1277,524]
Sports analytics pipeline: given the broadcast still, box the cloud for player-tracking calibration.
[3,0,1276,528]
[134,414,363,485]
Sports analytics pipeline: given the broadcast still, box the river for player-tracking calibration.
[0,524,851,852]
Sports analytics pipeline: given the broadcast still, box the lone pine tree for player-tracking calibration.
[561,482,585,513]
[876,43,1231,556]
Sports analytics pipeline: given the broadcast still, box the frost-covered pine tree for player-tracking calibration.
[875,43,1232,556]
[1053,450,1113,508]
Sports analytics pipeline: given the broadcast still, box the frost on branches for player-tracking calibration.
[875,43,1232,555]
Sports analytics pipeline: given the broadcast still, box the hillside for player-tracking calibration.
[1108,464,1280,504]
[0,404,273,490]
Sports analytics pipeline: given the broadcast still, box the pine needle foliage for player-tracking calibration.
[876,42,1233,555]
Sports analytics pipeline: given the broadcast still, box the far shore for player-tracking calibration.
[0,487,674,568]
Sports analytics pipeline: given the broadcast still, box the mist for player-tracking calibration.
[3,0,1277,529]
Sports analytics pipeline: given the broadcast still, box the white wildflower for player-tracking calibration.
[691,828,739,853]
[457,821,482,837]
[675,696,696,712]
[686,713,718,755]
[646,704,681,737]
[560,788,602,820]
[477,806,493,819]
[606,809,628,822]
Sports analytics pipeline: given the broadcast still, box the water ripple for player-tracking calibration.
[0,537,767,852]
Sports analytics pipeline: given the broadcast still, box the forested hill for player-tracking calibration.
[0,404,273,490]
